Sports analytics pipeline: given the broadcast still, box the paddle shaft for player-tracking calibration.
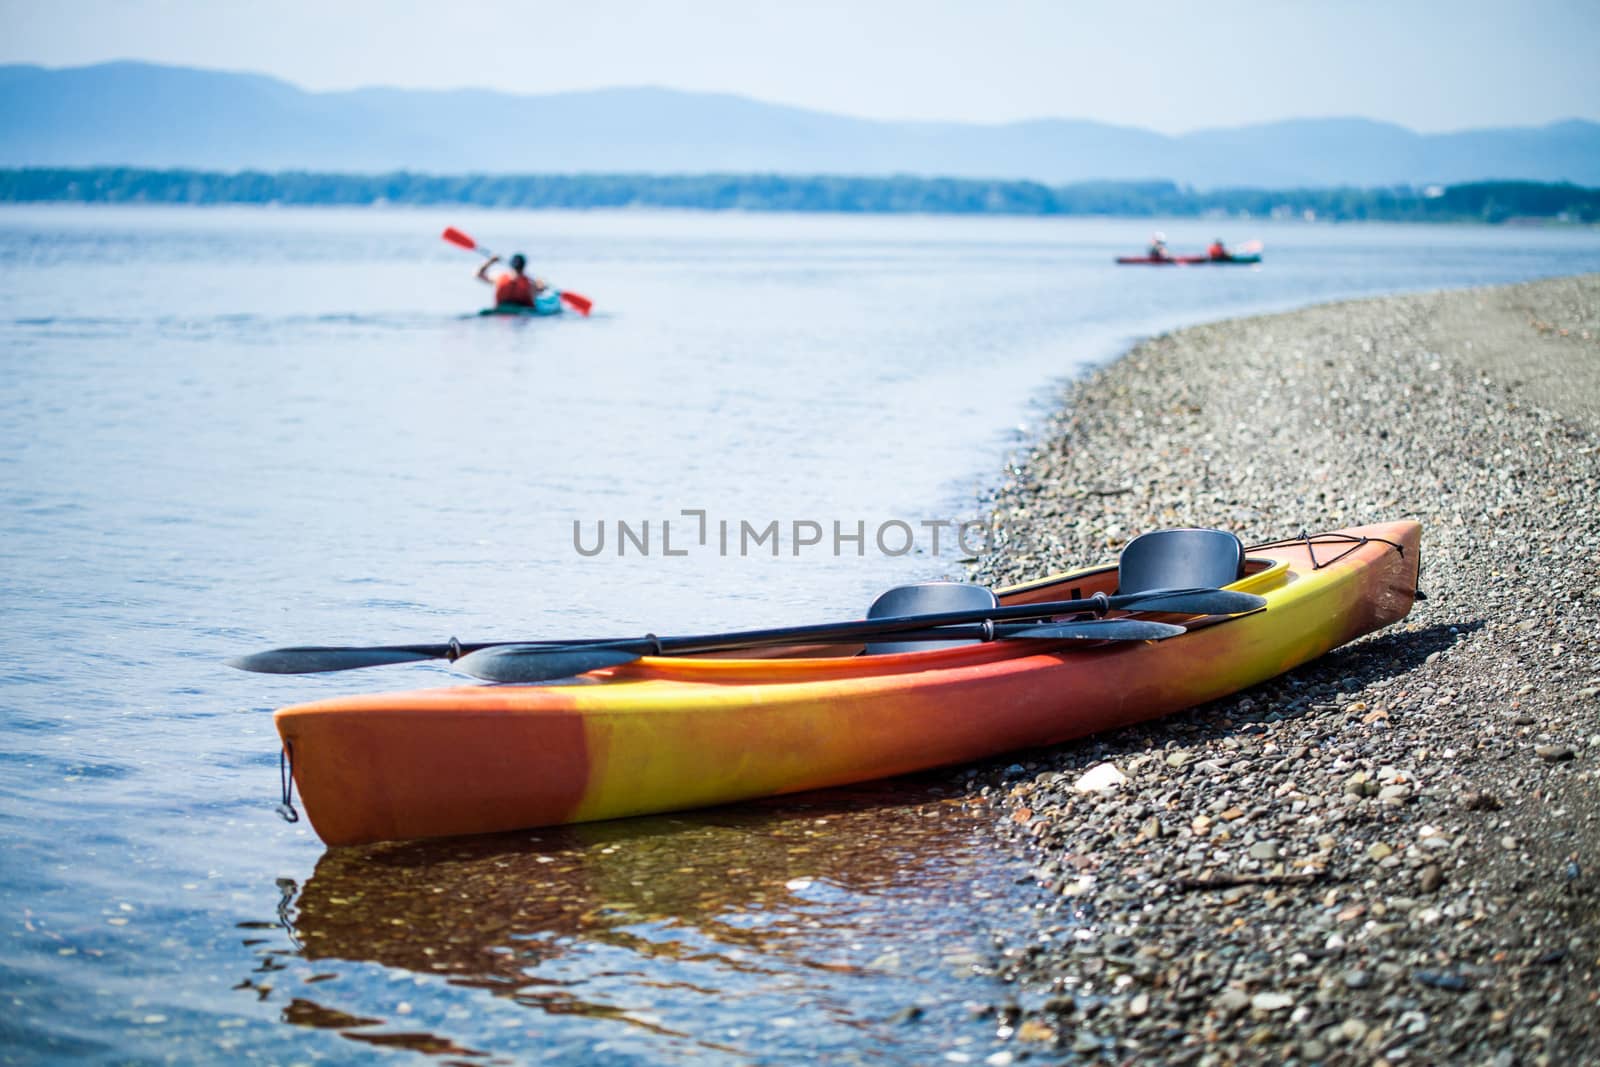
[230,587,1258,674]
[558,595,1185,659]
[454,616,1189,682]
[657,618,1179,650]
[560,589,1192,655]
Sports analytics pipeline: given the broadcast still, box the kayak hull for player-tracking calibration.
[478,290,564,316]
[276,521,1420,846]
[1116,255,1262,265]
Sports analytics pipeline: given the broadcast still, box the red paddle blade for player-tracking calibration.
[441,226,478,251]
[559,291,593,316]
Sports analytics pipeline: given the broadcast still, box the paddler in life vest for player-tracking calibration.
[1148,232,1170,261]
[1207,238,1230,261]
[476,252,546,307]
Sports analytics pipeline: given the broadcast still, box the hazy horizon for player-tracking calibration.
[4,56,1597,139]
[2,0,1596,135]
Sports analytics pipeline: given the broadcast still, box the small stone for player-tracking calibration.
[1501,836,1519,850]
[1214,989,1251,1015]
[1534,744,1575,761]
[1461,790,1502,811]
[1344,772,1379,797]
[1249,841,1281,861]
[1127,992,1150,1017]
[1413,970,1469,991]
[1343,969,1371,989]
[1251,991,1294,1012]
[1073,762,1129,792]
[1419,865,1443,893]
[1368,842,1393,861]
[1377,784,1413,804]
[1165,750,1193,768]
[1015,1019,1056,1043]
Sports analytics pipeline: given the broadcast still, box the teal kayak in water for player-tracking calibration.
[479,290,564,316]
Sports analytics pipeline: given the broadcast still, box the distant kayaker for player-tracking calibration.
[1148,232,1170,261]
[476,252,546,307]
[1207,238,1230,261]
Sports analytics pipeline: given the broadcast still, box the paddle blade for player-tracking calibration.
[1118,589,1266,615]
[228,646,443,674]
[456,644,642,683]
[1010,619,1185,642]
[559,291,593,316]
[441,226,478,251]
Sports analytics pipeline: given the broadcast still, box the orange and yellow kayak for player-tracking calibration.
[275,521,1420,847]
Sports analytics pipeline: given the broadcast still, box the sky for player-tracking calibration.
[2,0,1596,133]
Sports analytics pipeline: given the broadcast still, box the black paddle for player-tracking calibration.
[228,586,1264,676]
[453,616,1186,683]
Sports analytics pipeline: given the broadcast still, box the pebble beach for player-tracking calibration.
[966,273,1600,1065]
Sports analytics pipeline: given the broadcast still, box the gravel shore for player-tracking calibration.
[966,274,1600,1065]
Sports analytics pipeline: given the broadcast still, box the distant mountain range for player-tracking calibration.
[3,61,1597,188]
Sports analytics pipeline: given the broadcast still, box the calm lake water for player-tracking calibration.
[3,206,1599,1064]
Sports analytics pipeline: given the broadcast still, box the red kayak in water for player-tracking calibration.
[1116,254,1262,265]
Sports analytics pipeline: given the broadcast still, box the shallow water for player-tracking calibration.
[3,206,1599,1063]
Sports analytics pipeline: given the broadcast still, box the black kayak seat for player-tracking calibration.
[1117,528,1246,595]
[863,582,999,655]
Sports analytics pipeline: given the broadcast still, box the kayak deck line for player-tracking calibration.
[274,521,1421,846]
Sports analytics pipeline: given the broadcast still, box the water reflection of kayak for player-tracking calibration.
[288,781,991,977]
[272,780,1017,1058]
[478,290,565,316]
[1115,254,1262,265]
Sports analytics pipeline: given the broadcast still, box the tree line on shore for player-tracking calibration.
[2,168,1596,223]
